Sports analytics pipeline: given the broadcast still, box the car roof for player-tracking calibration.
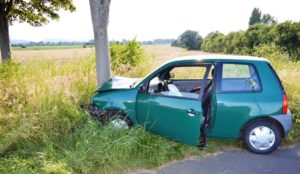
[167,54,269,63]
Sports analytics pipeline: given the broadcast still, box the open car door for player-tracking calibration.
[136,63,212,146]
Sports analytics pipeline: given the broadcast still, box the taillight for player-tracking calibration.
[282,93,288,114]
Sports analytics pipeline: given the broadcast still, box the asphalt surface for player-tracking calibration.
[140,145,300,174]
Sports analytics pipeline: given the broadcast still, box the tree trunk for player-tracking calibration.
[89,0,111,87]
[0,12,11,63]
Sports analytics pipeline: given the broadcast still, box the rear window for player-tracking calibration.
[220,63,261,92]
[267,63,284,91]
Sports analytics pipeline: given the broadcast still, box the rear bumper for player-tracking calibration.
[271,109,293,135]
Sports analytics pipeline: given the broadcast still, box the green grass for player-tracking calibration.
[0,45,299,173]
[12,45,90,51]
[0,55,207,174]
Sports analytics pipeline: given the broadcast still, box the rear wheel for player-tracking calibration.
[243,120,281,154]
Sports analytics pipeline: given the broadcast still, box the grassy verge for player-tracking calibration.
[0,54,206,174]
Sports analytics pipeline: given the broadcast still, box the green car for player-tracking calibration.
[89,55,292,154]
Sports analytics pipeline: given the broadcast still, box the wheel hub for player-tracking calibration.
[110,118,129,129]
[249,126,275,150]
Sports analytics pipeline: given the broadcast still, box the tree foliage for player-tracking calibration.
[272,22,300,58]
[172,30,203,50]
[261,14,277,25]
[249,8,262,26]
[5,0,76,26]
[249,8,277,26]
[172,10,298,60]
[201,22,300,60]
[201,31,225,52]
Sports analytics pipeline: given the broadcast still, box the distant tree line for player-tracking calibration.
[12,39,175,48]
[172,8,300,60]
[12,40,95,48]
[141,39,175,45]
[115,38,174,45]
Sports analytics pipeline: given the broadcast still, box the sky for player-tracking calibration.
[10,0,300,42]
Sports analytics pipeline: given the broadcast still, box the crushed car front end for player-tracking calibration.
[88,76,141,124]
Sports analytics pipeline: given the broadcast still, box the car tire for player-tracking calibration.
[242,120,281,154]
[105,110,133,129]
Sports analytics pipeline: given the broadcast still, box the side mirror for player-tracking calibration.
[138,84,146,93]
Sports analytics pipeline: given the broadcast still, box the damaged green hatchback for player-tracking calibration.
[89,55,292,154]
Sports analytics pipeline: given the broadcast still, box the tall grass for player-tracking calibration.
[0,54,203,173]
[254,44,300,142]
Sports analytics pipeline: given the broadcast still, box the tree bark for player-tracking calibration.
[89,0,111,87]
[0,9,11,62]
[0,5,11,62]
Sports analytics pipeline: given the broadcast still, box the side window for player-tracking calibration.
[221,63,261,92]
[147,65,211,99]
[169,66,206,80]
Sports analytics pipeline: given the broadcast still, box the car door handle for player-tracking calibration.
[186,109,199,117]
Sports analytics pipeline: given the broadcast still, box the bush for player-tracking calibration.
[110,39,147,77]
[271,22,300,60]
[201,31,225,52]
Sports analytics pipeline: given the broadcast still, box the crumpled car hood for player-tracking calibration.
[97,76,140,92]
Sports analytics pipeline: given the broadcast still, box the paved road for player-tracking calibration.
[141,145,300,174]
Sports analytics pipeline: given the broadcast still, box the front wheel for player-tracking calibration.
[243,120,281,154]
[105,110,133,129]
